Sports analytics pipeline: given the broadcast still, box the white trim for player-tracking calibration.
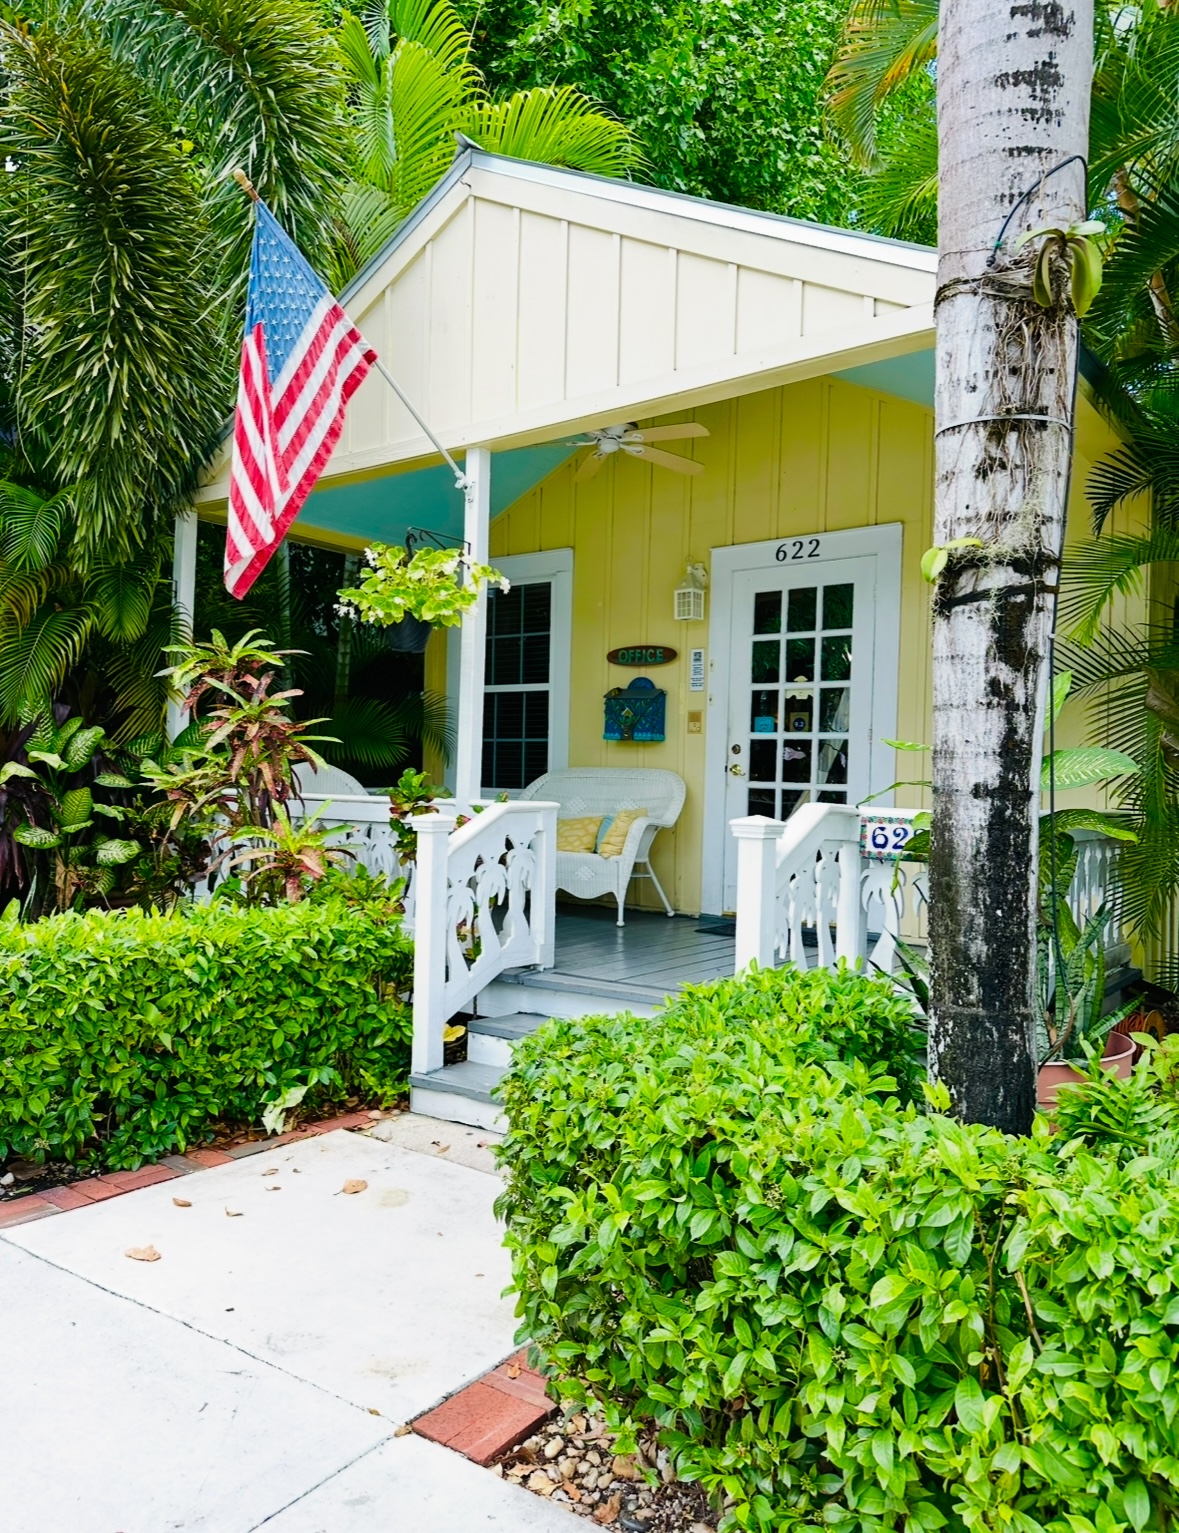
[445,547,573,797]
[701,524,903,914]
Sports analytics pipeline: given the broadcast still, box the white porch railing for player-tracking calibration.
[732,805,1127,976]
[410,800,558,1075]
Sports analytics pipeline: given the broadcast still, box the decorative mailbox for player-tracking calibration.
[603,676,666,742]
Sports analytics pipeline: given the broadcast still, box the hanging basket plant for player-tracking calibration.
[336,543,510,641]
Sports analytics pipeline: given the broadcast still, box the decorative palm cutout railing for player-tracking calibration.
[732,805,1126,976]
[410,800,558,1076]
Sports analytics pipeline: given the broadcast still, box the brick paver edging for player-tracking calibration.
[412,1348,556,1465]
[0,1111,377,1231]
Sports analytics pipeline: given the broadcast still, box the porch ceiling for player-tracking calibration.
[195,147,935,513]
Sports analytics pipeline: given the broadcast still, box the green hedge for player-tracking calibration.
[0,896,412,1169]
[496,965,1179,1533]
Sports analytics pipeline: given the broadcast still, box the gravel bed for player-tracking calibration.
[493,1411,720,1532]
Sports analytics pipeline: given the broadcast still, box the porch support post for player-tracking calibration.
[835,836,866,968]
[731,815,783,972]
[454,445,490,806]
[411,810,458,1076]
[166,508,199,740]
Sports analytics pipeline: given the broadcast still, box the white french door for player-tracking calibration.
[704,527,902,914]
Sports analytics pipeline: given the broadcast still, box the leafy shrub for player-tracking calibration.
[497,965,1179,1532]
[0,894,411,1169]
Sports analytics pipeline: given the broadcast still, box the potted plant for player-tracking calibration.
[1036,894,1138,1108]
[337,543,509,653]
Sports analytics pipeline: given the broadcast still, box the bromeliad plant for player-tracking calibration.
[336,544,509,631]
[222,806,355,904]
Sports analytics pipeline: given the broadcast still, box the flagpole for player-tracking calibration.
[232,169,468,492]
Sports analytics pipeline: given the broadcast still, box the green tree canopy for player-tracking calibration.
[458,0,862,226]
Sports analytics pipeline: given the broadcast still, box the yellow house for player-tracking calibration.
[194,148,1143,1121]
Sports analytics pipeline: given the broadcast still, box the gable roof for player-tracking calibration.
[197,146,935,507]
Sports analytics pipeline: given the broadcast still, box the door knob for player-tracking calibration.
[728,763,746,776]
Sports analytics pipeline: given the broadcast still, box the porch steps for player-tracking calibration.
[408,1013,550,1130]
[478,967,665,1021]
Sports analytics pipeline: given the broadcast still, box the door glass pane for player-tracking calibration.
[751,640,780,683]
[817,790,847,804]
[821,635,852,681]
[782,741,811,782]
[748,787,776,817]
[817,737,848,784]
[753,592,782,634]
[822,583,854,629]
[781,789,806,818]
[785,637,815,682]
[786,587,817,632]
[751,690,778,731]
[819,687,850,732]
[781,695,809,735]
[749,739,776,780]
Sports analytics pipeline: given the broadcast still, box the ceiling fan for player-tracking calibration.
[569,421,709,482]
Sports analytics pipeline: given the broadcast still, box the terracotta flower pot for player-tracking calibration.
[1037,1028,1136,1110]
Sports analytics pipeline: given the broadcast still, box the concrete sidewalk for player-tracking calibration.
[0,1125,571,1533]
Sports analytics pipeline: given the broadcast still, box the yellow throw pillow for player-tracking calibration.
[556,815,604,853]
[598,807,648,858]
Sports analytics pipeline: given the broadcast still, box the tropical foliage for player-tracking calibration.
[341,0,642,268]
[462,0,862,225]
[0,892,412,1169]
[499,967,1179,1531]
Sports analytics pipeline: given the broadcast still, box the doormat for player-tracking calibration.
[696,916,735,936]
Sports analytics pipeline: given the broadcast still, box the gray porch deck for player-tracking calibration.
[549,903,736,1000]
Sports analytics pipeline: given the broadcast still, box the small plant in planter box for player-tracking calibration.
[336,543,509,649]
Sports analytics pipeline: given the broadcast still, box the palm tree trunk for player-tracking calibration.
[929,0,1094,1133]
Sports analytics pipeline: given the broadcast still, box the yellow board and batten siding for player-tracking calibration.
[428,373,1140,919]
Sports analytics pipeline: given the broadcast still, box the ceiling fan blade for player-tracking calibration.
[576,450,606,482]
[638,444,705,476]
[629,423,710,443]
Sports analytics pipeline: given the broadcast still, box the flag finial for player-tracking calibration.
[231,169,260,202]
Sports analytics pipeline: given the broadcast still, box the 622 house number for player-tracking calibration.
[776,537,821,562]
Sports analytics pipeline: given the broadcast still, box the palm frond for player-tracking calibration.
[825,0,938,166]
[86,558,162,643]
[0,607,93,725]
[856,108,937,243]
[0,482,70,571]
[463,86,642,179]
[1062,531,1179,642]
[320,695,414,769]
[2,21,225,558]
[92,0,351,290]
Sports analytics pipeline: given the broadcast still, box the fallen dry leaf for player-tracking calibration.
[527,1470,555,1496]
[225,1208,244,1218]
[265,1185,281,1192]
[262,1167,279,1176]
[594,1493,623,1524]
[125,1245,161,1262]
[367,1407,381,1416]
[171,1198,192,1209]
[393,1424,412,1438]
[563,1479,582,1503]
[342,1179,368,1195]
[506,1363,522,1379]
[570,1414,587,1434]
[612,1454,638,1480]
[437,1144,450,1153]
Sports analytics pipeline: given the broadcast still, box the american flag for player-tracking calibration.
[226,202,376,597]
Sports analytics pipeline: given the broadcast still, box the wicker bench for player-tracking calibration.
[518,768,686,926]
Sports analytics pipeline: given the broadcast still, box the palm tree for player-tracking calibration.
[338,0,641,270]
[0,0,351,738]
[924,0,1094,1134]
